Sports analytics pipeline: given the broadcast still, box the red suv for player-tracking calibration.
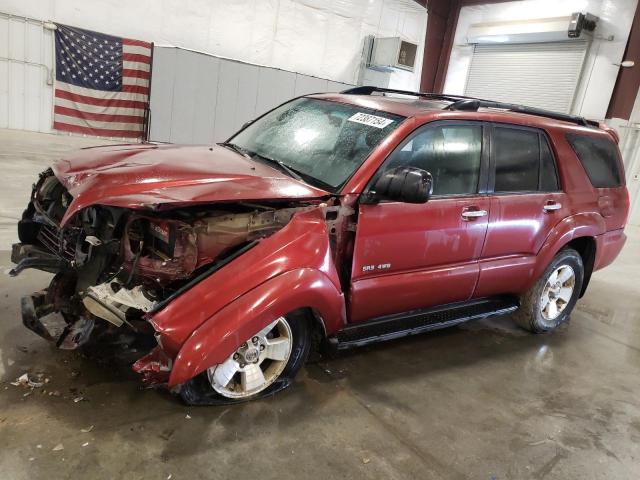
[11,87,628,404]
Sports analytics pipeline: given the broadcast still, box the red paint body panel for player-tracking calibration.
[594,229,627,271]
[527,213,607,290]
[168,268,345,386]
[481,193,570,259]
[148,208,345,356]
[52,143,328,226]
[349,197,490,321]
[474,256,537,298]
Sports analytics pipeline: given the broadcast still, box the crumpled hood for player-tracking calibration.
[53,143,328,225]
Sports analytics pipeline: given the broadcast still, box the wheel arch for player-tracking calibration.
[167,268,346,387]
[565,236,597,297]
[532,212,604,293]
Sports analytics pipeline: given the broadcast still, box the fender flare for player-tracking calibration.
[530,212,605,286]
[168,268,346,387]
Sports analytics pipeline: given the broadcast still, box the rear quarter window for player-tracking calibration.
[566,134,622,188]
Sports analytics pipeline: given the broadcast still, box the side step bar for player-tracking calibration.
[330,296,519,350]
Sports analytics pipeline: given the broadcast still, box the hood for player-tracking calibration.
[53,144,329,225]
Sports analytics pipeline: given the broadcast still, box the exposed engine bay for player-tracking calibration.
[11,168,335,372]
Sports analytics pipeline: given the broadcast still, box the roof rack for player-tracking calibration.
[341,86,598,128]
[340,86,468,104]
[446,98,598,128]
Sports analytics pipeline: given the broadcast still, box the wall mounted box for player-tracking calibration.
[369,37,417,72]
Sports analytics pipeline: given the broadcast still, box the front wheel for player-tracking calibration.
[180,311,311,405]
[513,248,584,333]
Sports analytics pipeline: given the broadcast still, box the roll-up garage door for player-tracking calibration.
[464,40,589,114]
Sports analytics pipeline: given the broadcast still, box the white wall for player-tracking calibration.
[442,0,638,121]
[618,90,640,226]
[1,0,427,88]
[0,14,54,132]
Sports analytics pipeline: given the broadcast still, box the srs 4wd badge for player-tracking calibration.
[362,263,391,273]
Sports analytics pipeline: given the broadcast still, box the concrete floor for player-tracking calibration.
[1,129,639,479]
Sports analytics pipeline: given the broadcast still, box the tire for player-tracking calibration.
[513,248,584,333]
[180,311,312,405]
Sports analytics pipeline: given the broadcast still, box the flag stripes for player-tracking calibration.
[53,24,152,139]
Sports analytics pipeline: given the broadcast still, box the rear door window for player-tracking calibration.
[492,126,560,193]
[566,134,622,188]
[493,127,539,192]
[540,135,560,191]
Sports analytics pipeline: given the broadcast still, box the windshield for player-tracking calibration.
[229,98,404,191]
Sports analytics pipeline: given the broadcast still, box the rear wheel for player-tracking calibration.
[513,248,583,333]
[180,312,311,405]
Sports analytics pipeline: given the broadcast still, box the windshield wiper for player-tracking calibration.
[251,153,305,182]
[219,143,308,184]
[217,142,253,158]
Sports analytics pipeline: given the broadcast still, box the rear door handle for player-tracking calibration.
[461,209,488,220]
[543,202,562,212]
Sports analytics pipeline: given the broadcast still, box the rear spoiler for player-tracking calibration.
[598,123,620,144]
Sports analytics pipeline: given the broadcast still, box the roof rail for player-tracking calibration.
[341,86,598,128]
[340,86,467,103]
[446,98,598,128]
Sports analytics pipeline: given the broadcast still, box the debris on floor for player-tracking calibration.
[81,425,94,433]
[11,373,45,388]
[52,444,64,451]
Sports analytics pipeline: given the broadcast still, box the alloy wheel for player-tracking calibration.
[207,317,293,399]
[540,265,575,324]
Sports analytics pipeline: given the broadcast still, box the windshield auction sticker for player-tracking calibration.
[348,112,394,129]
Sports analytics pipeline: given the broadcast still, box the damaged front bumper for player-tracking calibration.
[20,289,95,350]
[10,243,67,277]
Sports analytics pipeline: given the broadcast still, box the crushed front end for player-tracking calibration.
[11,168,325,387]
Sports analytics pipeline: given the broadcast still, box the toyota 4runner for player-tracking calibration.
[10,86,629,404]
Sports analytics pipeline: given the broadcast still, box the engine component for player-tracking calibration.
[193,207,306,264]
[83,281,157,327]
[123,216,198,284]
[121,207,310,284]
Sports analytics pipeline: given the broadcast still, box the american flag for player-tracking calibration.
[53,24,152,139]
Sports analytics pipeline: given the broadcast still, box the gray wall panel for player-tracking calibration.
[254,68,297,117]
[169,51,202,143]
[294,74,328,97]
[148,47,176,142]
[213,60,242,141]
[149,46,354,144]
[327,81,351,92]
[190,54,220,144]
[234,63,260,134]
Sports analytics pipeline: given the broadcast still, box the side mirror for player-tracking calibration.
[365,167,433,204]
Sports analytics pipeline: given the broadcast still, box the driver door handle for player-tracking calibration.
[461,209,488,220]
[543,202,562,212]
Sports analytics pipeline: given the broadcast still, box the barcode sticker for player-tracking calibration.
[347,112,394,129]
